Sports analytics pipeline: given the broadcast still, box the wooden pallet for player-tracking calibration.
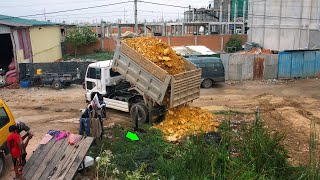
[23,136,94,180]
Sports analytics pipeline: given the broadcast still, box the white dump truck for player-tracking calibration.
[85,39,201,124]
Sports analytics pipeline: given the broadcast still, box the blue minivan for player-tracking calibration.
[186,56,225,88]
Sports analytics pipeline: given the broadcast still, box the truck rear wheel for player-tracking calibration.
[52,80,62,90]
[0,153,4,177]
[130,102,149,124]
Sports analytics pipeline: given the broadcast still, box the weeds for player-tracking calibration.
[92,111,318,179]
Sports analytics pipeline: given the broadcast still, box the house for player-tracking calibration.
[0,14,62,85]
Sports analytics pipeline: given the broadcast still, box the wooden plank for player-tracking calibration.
[55,138,88,180]
[23,144,45,174]
[49,137,84,180]
[31,138,66,180]
[38,138,70,180]
[64,137,94,180]
[24,138,56,179]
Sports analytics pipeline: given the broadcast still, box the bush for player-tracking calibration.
[65,26,97,57]
[225,35,243,53]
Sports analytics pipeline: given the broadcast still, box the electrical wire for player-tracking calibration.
[138,1,188,8]
[0,1,133,20]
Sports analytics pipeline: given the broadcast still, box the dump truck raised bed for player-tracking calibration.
[85,39,201,124]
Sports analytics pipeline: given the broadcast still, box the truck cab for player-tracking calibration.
[85,61,158,122]
[0,99,16,176]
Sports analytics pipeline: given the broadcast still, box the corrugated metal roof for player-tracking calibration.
[0,15,59,27]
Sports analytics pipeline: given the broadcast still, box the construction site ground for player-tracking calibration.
[1,78,320,178]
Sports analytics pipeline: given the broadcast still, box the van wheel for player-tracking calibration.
[0,153,5,177]
[130,102,149,124]
[201,79,213,88]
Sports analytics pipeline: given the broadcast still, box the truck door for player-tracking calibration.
[85,67,102,101]
[0,102,15,150]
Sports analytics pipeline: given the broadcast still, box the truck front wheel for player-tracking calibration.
[0,153,5,177]
[130,102,149,124]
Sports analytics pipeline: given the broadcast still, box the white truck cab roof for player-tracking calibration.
[88,60,113,69]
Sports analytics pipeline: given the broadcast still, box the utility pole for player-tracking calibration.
[134,0,138,33]
[124,8,126,23]
[44,8,46,21]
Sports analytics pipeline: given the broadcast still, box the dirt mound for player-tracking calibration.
[155,105,220,142]
[123,37,186,75]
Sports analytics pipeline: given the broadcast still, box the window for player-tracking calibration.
[87,67,101,79]
[0,107,10,129]
[86,81,95,90]
[110,69,121,77]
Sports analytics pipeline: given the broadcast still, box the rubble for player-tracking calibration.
[155,105,220,142]
[241,47,273,55]
[123,36,186,75]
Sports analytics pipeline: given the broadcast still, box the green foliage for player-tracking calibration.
[65,26,97,56]
[92,115,314,180]
[225,35,243,53]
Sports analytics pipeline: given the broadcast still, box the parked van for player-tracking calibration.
[186,56,225,88]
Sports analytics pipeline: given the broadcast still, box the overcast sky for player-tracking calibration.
[0,0,211,24]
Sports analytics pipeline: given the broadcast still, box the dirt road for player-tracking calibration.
[1,79,319,178]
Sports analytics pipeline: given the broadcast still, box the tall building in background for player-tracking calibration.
[248,0,320,51]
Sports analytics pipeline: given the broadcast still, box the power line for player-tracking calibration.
[0,0,124,7]
[0,1,133,20]
[138,1,188,8]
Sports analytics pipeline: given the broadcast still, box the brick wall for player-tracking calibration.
[66,35,247,55]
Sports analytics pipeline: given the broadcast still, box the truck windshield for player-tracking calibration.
[0,107,9,129]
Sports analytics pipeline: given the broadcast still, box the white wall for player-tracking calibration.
[248,0,320,51]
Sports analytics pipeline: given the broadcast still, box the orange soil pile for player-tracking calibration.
[155,105,220,142]
[122,36,186,75]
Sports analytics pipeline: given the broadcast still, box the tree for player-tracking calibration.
[65,26,97,57]
[225,35,243,53]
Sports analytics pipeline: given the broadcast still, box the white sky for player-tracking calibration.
[0,0,211,24]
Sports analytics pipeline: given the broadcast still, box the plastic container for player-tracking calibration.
[36,69,42,75]
[20,80,30,88]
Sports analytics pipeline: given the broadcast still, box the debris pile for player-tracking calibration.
[123,37,186,75]
[155,105,220,142]
[241,48,273,55]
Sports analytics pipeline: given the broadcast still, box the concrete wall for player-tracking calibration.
[248,0,320,51]
[29,26,62,63]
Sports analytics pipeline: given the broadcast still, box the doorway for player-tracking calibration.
[0,33,14,73]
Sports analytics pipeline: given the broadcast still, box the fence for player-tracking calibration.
[66,35,247,55]
[19,61,95,84]
[278,51,320,79]
[221,54,278,81]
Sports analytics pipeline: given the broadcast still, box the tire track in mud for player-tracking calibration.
[254,93,319,166]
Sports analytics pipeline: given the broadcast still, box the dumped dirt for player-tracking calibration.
[123,37,186,75]
[155,105,220,142]
[1,79,320,178]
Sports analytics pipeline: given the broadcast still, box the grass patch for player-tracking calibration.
[63,52,113,61]
[90,116,315,179]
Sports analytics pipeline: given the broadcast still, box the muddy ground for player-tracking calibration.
[1,78,320,178]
